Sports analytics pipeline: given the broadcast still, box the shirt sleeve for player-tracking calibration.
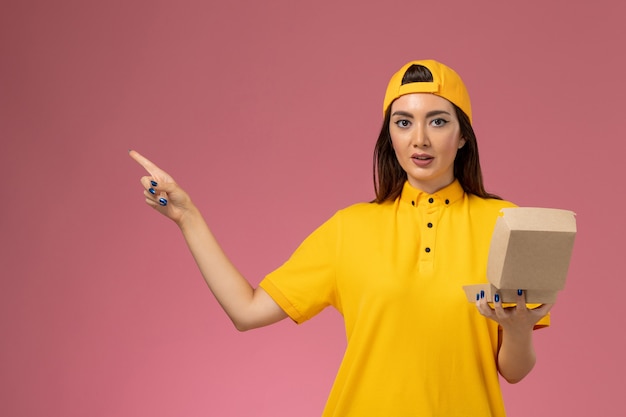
[259,212,341,324]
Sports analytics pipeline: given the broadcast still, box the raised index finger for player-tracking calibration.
[129,150,162,180]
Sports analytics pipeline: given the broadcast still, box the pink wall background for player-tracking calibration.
[1,1,624,416]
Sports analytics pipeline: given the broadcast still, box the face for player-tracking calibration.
[389,93,466,194]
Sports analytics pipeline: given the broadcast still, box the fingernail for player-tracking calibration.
[149,188,156,195]
[158,198,168,206]
[151,180,158,187]
[518,289,523,296]
[494,294,500,303]
[480,290,485,299]
[476,293,480,301]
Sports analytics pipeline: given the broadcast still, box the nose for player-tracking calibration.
[412,124,430,148]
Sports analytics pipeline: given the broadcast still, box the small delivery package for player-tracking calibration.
[463,207,576,304]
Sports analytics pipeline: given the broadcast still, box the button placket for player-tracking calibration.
[422,196,438,258]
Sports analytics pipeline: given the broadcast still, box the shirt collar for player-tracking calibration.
[399,180,465,208]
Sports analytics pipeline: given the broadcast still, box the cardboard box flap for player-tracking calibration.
[497,207,577,232]
[462,284,559,304]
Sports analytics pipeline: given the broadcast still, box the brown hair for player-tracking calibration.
[373,64,501,202]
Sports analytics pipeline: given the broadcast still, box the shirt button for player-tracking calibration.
[427,222,433,228]
[425,247,431,253]
[445,199,450,204]
[428,198,434,203]
[411,201,415,206]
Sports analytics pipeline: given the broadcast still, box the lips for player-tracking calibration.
[411,153,434,167]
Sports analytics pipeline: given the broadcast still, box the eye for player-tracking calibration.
[394,119,411,128]
[431,118,448,127]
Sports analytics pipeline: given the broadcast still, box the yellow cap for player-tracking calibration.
[382,60,472,124]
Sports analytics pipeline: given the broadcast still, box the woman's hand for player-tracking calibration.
[476,290,554,383]
[129,150,194,226]
[475,290,553,333]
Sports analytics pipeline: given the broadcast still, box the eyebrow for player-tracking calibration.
[391,110,453,118]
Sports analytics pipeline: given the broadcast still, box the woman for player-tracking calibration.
[130,59,552,416]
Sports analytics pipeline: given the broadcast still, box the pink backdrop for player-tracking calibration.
[1,1,624,415]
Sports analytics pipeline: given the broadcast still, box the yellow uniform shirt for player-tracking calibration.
[260,180,549,416]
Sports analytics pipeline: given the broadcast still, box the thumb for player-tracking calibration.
[154,181,179,194]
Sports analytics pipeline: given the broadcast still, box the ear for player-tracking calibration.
[458,137,466,149]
